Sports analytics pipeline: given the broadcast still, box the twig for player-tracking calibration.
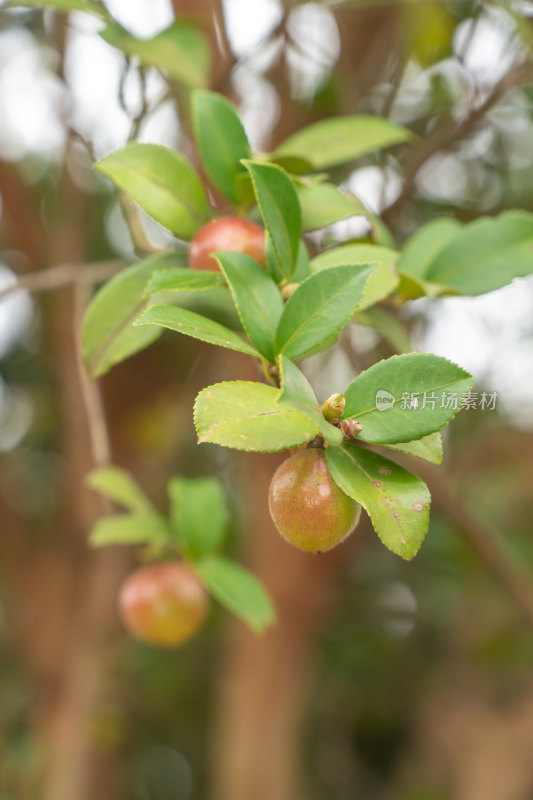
[383,60,533,223]
[118,194,156,256]
[0,260,125,303]
[73,282,112,472]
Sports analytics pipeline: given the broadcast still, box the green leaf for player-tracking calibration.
[87,466,154,513]
[275,115,413,170]
[96,143,211,240]
[134,305,260,357]
[194,556,276,633]
[396,273,458,301]
[326,443,430,560]
[425,210,533,295]
[397,217,462,279]
[269,155,314,174]
[381,431,443,465]
[100,21,210,89]
[243,161,301,281]
[168,477,229,560]
[89,514,171,548]
[275,264,376,360]
[342,353,473,444]
[311,244,399,309]
[144,267,224,296]
[192,91,251,203]
[194,381,317,452]
[291,240,312,283]
[297,183,358,231]
[82,254,181,378]
[8,0,109,13]
[215,251,283,363]
[277,355,343,446]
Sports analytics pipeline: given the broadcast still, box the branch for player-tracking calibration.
[426,469,533,629]
[383,60,533,223]
[72,282,113,472]
[0,259,125,303]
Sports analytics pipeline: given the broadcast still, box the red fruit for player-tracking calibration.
[189,216,266,271]
[118,561,208,647]
[269,448,360,553]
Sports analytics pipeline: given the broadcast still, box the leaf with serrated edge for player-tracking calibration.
[194,556,276,633]
[275,264,376,359]
[192,91,251,203]
[298,183,357,231]
[381,432,443,465]
[397,218,462,279]
[168,476,228,560]
[134,305,260,357]
[274,115,413,170]
[87,467,154,514]
[216,252,283,363]
[89,514,171,548]
[82,254,181,378]
[96,143,211,240]
[145,268,224,296]
[425,210,533,296]
[194,381,317,452]
[243,161,301,281]
[310,244,399,310]
[277,355,343,446]
[327,443,430,560]
[342,353,473,444]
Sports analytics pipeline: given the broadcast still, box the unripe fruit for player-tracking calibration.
[118,561,208,647]
[269,448,360,553]
[189,216,266,271]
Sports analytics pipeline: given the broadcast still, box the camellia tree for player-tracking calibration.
[3,1,533,799]
[81,84,533,638]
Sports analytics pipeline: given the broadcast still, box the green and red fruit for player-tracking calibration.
[118,561,209,647]
[189,216,266,271]
[268,448,360,553]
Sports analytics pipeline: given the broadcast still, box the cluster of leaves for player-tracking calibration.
[81,86,533,566]
[83,84,533,564]
[88,467,275,634]
[18,1,533,624]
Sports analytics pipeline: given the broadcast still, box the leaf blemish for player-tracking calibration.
[371,480,383,489]
[379,467,392,475]
[413,501,427,512]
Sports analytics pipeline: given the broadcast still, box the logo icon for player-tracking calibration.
[375,390,395,412]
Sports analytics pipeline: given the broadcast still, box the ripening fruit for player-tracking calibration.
[189,216,266,271]
[118,561,209,647]
[269,448,361,553]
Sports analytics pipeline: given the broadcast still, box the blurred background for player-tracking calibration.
[1,1,533,799]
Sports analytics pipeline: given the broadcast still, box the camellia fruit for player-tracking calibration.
[118,561,209,647]
[189,216,266,271]
[268,448,361,553]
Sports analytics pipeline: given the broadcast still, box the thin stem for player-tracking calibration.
[72,281,113,479]
[383,60,533,223]
[0,260,125,303]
